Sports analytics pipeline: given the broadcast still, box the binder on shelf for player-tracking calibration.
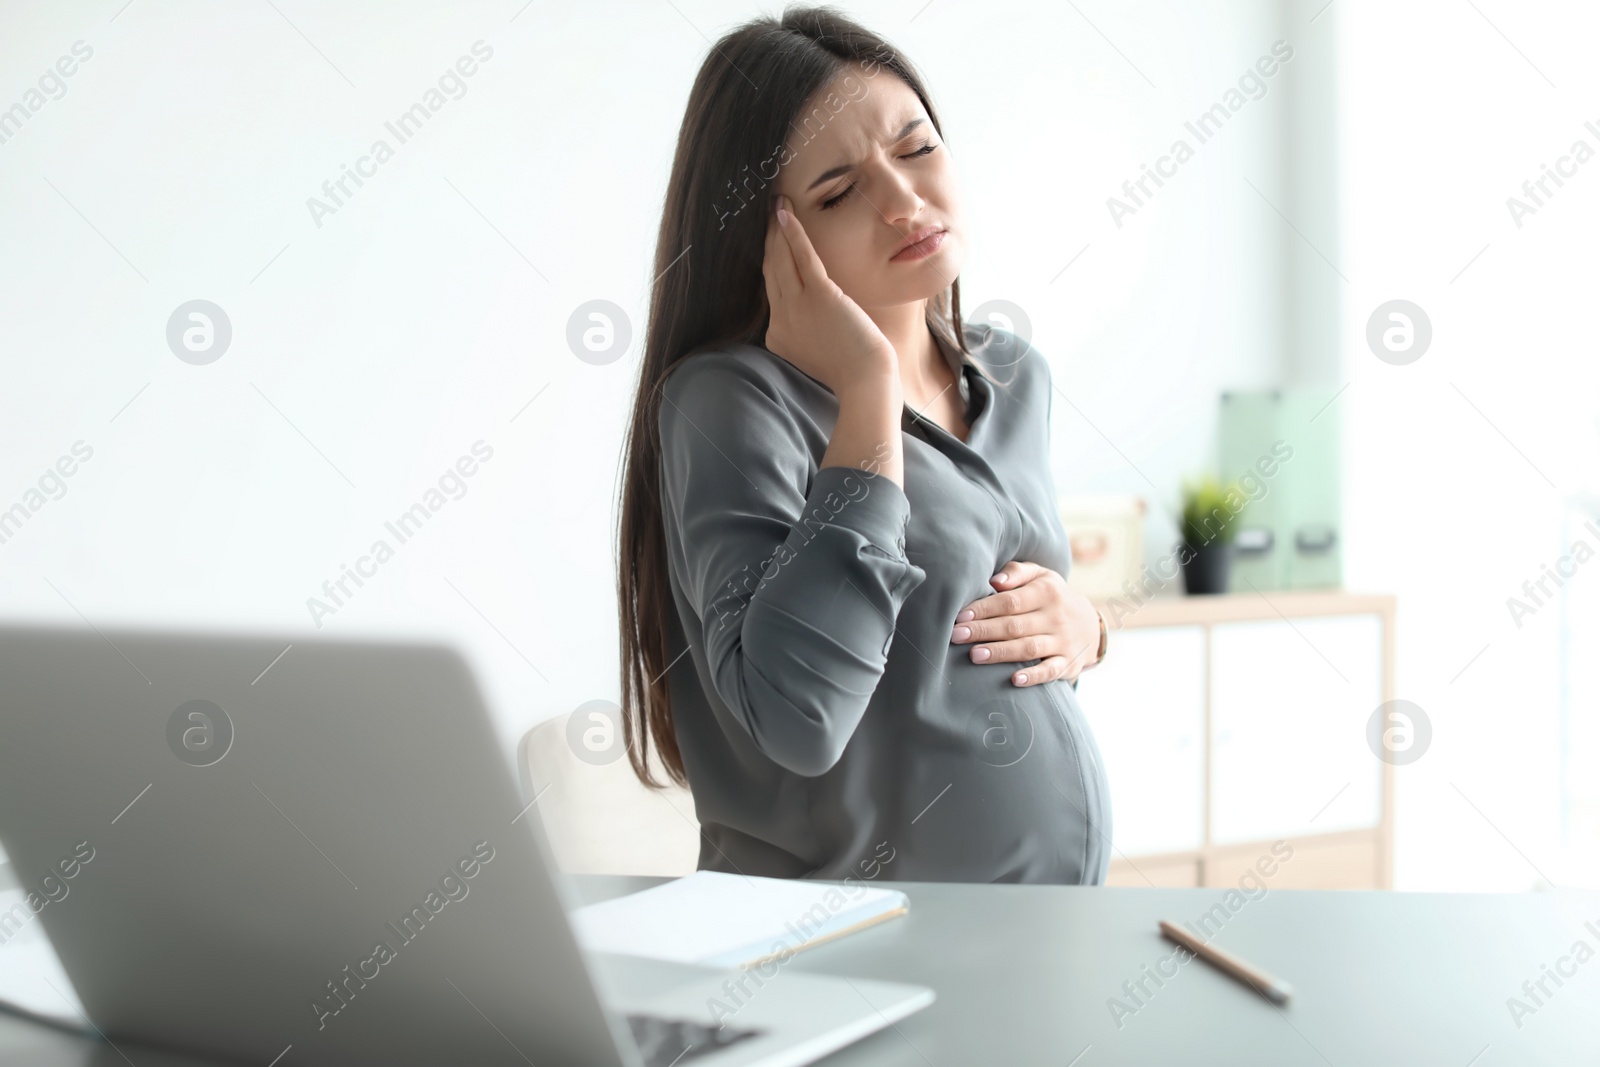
[1219,388,1343,592]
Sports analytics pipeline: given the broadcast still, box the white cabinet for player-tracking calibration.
[1075,626,1205,856]
[1075,592,1395,889]
[1209,615,1384,844]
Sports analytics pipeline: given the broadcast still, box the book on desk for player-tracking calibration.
[569,871,909,969]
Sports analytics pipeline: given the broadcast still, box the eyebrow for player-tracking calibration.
[804,117,927,192]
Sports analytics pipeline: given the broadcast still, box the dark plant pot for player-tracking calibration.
[1181,541,1233,595]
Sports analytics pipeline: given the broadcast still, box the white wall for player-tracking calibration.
[1337,0,1600,890]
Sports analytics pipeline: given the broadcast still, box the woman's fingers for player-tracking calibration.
[951,608,1049,645]
[774,194,828,290]
[762,210,786,308]
[1012,656,1071,687]
[956,580,1047,626]
[767,198,802,298]
[990,560,1045,590]
[963,632,1058,665]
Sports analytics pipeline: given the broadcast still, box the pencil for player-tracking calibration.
[1158,919,1294,1005]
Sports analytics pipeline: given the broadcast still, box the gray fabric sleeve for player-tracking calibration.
[659,354,927,777]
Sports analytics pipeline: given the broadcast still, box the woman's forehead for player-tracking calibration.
[783,77,925,185]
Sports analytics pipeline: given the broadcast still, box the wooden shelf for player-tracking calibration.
[1109,828,1388,890]
[1092,589,1396,629]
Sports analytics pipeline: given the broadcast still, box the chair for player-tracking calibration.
[516,711,701,876]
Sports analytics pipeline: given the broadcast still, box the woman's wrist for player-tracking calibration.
[823,377,904,485]
[837,370,902,411]
[1086,608,1107,669]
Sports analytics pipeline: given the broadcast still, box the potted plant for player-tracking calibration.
[1179,475,1243,595]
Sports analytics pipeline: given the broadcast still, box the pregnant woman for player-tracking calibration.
[616,5,1113,884]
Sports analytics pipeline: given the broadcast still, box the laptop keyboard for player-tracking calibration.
[624,1012,765,1066]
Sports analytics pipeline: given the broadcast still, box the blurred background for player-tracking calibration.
[0,0,1596,896]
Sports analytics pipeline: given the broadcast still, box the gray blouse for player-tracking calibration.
[657,322,1112,885]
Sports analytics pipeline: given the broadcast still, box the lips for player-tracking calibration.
[891,226,947,261]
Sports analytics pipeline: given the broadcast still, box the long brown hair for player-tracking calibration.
[617,4,968,789]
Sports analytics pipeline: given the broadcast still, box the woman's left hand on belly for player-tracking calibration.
[949,561,1102,686]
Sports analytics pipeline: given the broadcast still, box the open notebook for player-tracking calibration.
[569,871,909,970]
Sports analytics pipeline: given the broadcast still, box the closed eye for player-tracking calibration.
[820,142,940,211]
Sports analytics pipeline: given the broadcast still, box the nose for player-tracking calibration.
[878,163,927,228]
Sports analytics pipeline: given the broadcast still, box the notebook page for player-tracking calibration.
[569,870,908,968]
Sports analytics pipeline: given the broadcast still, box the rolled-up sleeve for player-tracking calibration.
[659,353,927,777]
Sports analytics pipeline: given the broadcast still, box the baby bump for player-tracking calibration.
[892,651,1113,883]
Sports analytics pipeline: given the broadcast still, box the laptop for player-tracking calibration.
[0,623,933,1066]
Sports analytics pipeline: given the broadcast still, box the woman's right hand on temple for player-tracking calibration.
[762,194,899,400]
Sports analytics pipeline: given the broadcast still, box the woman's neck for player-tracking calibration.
[869,299,947,405]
